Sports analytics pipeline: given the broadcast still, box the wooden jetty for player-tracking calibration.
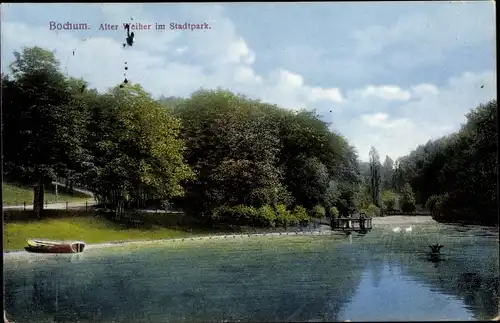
[331,216,372,232]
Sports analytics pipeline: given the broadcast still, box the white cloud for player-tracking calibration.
[360,85,411,101]
[174,47,188,55]
[361,113,389,127]
[1,6,347,115]
[1,3,495,163]
[351,5,495,66]
[346,70,496,161]
[411,84,439,97]
[227,38,255,64]
[307,87,343,103]
[234,66,262,84]
[277,69,304,88]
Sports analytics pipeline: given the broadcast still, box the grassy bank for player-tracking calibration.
[3,208,328,251]
[4,214,199,251]
[2,182,92,205]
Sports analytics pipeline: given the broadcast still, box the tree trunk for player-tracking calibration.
[39,182,45,212]
[33,181,45,219]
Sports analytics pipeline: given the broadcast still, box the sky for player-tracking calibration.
[1,3,496,162]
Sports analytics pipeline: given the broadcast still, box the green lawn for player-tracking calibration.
[4,216,196,251]
[2,182,92,205]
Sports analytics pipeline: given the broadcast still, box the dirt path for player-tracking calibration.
[3,201,97,210]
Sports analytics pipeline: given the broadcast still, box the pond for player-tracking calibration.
[4,220,499,322]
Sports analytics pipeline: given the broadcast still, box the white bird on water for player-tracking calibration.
[405,226,413,232]
[392,227,401,233]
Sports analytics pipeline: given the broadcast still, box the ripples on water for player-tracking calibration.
[4,221,499,322]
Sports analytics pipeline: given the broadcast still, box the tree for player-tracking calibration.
[2,47,85,218]
[85,84,194,215]
[396,100,497,225]
[323,180,341,212]
[286,154,329,209]
[381,155,394,190]
[392,159,406,193]
[381,190,397,211]
[174,89,361,220]
[4,45,368,228]
[399,183,416,214]
[368,147,381,207]
[174,89,284,219]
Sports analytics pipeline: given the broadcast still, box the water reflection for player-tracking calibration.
[4,223,499,322]
[339,262,476,321]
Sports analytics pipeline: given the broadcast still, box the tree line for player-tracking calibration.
[358,100,497,225]
[1,46,497,227]
[393,100,497,225]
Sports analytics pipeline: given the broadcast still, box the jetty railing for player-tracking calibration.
[331,217,372,231]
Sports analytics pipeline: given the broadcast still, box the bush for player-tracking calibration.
[381,190,397,211]
[425,195,440,215]
[354,185,372,210]
[329,206,339,218]
[400,201,416,214]
[292,205,310,226]
[362,204,381,217]
[275,204,293,227]
[385,199,396,211]
[257,205,277,227]
[311,205,326,218]
[288,215,299,226]
[399,183,416,214]
[212,205,258,225]
[432,193,452,220]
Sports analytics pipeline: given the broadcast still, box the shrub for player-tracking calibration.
[275,204,293,227]
[400,201,416,214]
[211,206,231,220]
[399,183,416,214]
[381,190,397,211]
[432,193,452,220]
[362,204,381,217]
[212,205,258,224]
[329,206,339,218]
[384,199,396,211]
[257,205,277,227]
[288,214,299,226]
[354,185,372,210]
[292,205,310,226]
[425,195,440,215]
[311,205,326,218]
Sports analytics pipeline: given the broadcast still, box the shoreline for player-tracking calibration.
[4,216,437,257]
[4,229,340,260]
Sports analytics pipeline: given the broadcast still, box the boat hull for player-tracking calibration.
[25,239,86,254]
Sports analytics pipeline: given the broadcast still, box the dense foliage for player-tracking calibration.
[2,46,497,226]
[394,100,498,225]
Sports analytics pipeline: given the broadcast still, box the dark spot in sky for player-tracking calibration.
[123,24,135,47]
[481,85,484,88]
